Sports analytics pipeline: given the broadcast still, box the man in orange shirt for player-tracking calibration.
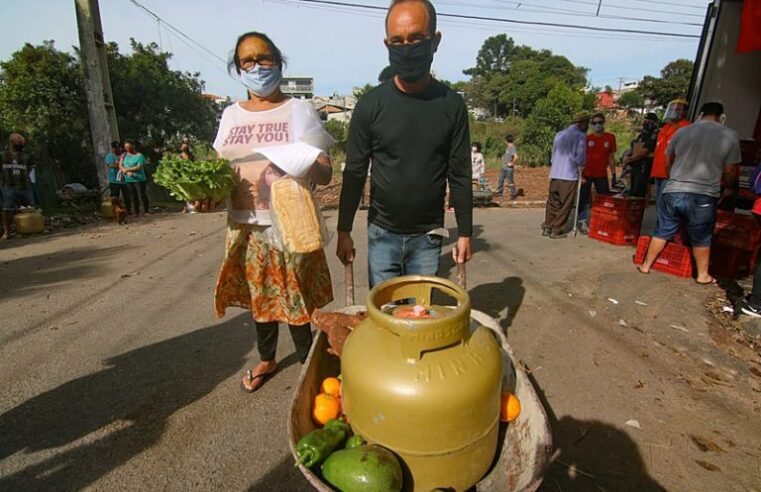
[578,112,616,234]
[651,99,689,204]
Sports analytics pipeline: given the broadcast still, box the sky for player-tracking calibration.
[0,0,709,99]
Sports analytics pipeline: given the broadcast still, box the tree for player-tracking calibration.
[520,84,584,166]
[619,90,645,109]
[639,59,693,107]
[464,36,588,117]
[353,83,375,100]
[107,40,217,165]
[0,41,93,201]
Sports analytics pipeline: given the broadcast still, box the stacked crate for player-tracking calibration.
[589,195,646,246]
[633,236,694,278]
[710,211,761,279]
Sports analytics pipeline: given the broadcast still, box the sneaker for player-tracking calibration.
[740,298,761,318]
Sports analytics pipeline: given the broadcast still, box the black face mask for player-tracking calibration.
[388,39,434,83]
[12,143,24,151]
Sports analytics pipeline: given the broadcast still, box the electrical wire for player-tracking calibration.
[274,0,700,38]
[526,0,705,17]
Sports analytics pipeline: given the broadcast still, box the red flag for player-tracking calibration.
[737,0,761,53]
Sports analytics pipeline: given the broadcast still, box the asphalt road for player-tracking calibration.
[1,209,759,491]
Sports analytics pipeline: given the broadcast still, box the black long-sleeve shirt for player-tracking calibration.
[338,79,473,237]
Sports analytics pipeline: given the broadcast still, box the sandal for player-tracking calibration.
[240,366,277,393]
[695,277,717,285]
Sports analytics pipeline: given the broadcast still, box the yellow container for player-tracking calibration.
[341,276,502,491]
[101,198,114,219]
[13,209,45,235]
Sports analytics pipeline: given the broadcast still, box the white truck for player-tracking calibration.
[688,0,761,203]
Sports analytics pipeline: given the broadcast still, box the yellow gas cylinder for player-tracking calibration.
[13,209,45,235]
[101,197,115,219]
[341,276,502,491]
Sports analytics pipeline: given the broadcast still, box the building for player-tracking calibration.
[313,94,356,121]
[280,77,314,99]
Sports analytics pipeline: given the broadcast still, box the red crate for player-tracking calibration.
[593,195,646,215]
[713,210,761,251]
[633,236,694,278]
[590,211,642,246]
[709,245,754,279]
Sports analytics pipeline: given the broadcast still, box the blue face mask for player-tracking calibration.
[239,65,282,97]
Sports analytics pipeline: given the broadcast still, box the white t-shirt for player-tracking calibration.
[213,99,333,225]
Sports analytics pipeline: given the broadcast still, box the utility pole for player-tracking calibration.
[75,0,119,190]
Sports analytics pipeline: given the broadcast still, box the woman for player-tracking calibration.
[213,32,334,392]
[119,139,150,216]
[471,141,485,186]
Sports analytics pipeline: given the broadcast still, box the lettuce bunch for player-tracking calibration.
[154,156,235,202]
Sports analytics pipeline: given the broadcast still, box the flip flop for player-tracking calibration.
[695,278,717,285]
[240,367,277,393]
[636,265,650,274]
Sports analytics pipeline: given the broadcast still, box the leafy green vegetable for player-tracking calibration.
[154,155,235,201]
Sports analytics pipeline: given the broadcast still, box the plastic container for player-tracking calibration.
[13,209,45,235]
[713,210,761,251]
[709,245,754,279]
[593,195,646,215]
[341,276,502,492]
[633,236,694,278]
[101,198,115,219]
[589,212,641,246]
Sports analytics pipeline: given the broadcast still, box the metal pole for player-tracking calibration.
[75,0,119,191]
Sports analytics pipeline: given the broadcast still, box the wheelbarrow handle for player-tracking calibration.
[453,247,467,290]
[344,251,355,307]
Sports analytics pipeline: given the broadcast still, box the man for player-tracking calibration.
[1,133,34,239]
[497,134,518,201]
[638,102,741,285]
[624,112,659,198]
[542,111,590,239]
[337,0,472,287]
[651,99,690,204]
[578,112,616,234]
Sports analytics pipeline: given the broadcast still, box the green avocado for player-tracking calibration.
[321,445,403,492]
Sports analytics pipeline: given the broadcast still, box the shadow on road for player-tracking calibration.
[0,313,260,491]
[525,370,666,492]
[0,246,122,299]
[248,455,308,492]
[469,277,525,335]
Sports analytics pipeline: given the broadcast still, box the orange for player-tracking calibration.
[320,377,342,398]
[500,392,521,423]
[313,393,341,425]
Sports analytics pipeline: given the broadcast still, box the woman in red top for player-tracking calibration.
[651,99,690,204]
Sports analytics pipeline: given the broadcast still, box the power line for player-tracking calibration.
[537,0,704,17]
[440,0,703,27]
[278,0,700,38]
[126,0,228,67]
[626,0,708,10]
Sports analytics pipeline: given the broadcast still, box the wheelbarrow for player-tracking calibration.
[287,262,553,491]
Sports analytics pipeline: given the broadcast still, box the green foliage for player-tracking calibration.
[107,39,218,165]
[520,84,584,166]
[0,41,93,195]
[352,83,375,99]
[618,90,645,109]
[470,117,523,160]
[464,35,588,118]
[153,155,234,201]
[324,119,348,166]
[639,59,693,107]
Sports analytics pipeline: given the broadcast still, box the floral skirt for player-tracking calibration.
[214,222,333,325]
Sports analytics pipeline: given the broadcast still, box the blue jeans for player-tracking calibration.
[654,192,717,247]
[367,222,442,288]
[497,167,517,198]
[654,178,667,206]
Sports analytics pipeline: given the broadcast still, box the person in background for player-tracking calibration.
[497,134,518,201]
[637,102,741,285]
[214,31,334,392]
[740,148,761,316]
[1,133,34,239]
[106,141,130,211]
[471,141,485,186]
[651,99,690,205]
[119,139,150,217]
[178,142,197,214]
[542,111,589,239]
[577,112,616,234]
[337,0,473,287]
[624,112,659,198]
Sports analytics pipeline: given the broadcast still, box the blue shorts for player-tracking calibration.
[2,186,34,210]
[654,192,717,247]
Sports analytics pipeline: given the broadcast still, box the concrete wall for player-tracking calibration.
[699,0,761,139]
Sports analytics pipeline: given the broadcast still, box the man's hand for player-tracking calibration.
[453,236,473,264]
[336,231,355,265]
